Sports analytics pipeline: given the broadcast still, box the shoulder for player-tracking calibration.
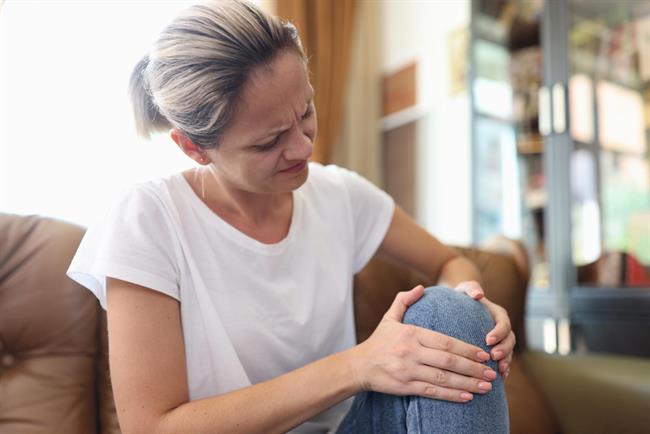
[124,173,183,205]
[304,162,355,191]
[108,174,182,222]
[305,163,384,199]
[295,164,352,219]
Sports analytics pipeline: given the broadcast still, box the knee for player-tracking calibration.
[402,286,494,350]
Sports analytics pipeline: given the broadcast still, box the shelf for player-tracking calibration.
[474,2,542,51]
[379,105,429,132]
[474,111,514,125]
[570,287,650,316]
[571,51,646,92]
[517,141,544,155]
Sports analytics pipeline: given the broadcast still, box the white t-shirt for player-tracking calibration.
[67,163,394,433]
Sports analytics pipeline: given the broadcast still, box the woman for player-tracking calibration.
[67,1,514,433]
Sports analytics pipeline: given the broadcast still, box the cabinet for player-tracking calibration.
[470,0,650,357]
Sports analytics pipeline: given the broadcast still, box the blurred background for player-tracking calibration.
[1,0,649,361]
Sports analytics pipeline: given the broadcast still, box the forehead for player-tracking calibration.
[224,51,312,144]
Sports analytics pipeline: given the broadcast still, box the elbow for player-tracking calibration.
[431,250,461,283]
[436,254,482,288]
[115,394,190,434]
[118,410,175,434]
[152,404,193,434]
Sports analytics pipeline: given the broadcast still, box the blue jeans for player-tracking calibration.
[336,286,509,434]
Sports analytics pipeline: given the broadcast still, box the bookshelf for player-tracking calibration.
[470,0,650,357]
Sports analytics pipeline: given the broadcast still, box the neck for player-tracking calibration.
[201,165,290,225]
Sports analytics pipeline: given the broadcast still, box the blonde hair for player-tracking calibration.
[129,0,305,149]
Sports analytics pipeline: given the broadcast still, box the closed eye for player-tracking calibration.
[254,136,280,152]
[253,103,313,152]
[302,104,314,120]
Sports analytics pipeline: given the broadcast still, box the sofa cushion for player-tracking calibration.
[506,356,558,434]
[0,214,100,433]
[523,351,650,434]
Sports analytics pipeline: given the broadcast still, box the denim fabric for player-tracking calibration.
[336,286,509,434]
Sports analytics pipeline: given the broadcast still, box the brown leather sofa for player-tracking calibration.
[1,213,648,434]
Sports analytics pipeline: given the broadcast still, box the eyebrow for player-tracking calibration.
[252,93,314,144]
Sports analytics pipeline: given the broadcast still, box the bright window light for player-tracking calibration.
[0,1,210,227]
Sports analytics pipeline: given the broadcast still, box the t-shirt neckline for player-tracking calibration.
[173,172,302,255]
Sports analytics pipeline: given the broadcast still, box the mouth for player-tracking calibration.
[280,160,307,174]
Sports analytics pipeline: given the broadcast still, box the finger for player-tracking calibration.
[418,347,497,381]
[407,381,474,403]
[498,354,512,374]
[411,365,494,395]
[501,352,513,372]
[383,285,425,322]
[503,364,511,380]
[415,328,491,363]
[486,320,511,345]
[482,301,511,345]
[490,331,516,361]
[454,280,484,300]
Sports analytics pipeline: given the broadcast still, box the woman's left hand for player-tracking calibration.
[454,281,515,379]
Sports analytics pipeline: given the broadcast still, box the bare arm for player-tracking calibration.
[376,205,480,286]
[107,276,493,434]
[375,205,515,376]
[107,277,357,434]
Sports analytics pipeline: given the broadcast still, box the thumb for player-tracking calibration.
[383,284,425,322]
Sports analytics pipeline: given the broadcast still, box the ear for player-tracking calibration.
[171,128,208,165]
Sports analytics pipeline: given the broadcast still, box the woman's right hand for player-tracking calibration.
[350,285,497,403]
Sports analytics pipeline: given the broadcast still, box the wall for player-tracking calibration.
[380,0,472,246]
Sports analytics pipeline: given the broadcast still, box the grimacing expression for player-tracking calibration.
[209,51,316,194]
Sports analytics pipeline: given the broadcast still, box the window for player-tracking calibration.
[0,1,222,226]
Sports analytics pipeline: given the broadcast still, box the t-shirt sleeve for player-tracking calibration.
[66,184,181,310]
[334,166,395,274]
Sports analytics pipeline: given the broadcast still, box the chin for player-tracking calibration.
[276,163,309,192]
[292,163,309,188]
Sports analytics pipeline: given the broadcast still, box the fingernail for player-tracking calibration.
[470,290,481,298]
[478,381,492,391]
[461,392,473,401]
[504,369,510,379]
[492,350,504,359]
[486,336,497,345]
[484,369,497,380]
[477,351,490,361]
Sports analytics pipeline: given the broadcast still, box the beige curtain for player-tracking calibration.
[276,0,357,165]
[331,0,383,186]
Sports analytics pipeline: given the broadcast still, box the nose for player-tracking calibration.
[283,127,313,161]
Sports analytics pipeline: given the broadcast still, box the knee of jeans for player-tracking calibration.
[402,286,495,350]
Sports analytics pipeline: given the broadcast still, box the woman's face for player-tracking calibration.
[207,50,316,195]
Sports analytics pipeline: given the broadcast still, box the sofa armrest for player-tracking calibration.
[522,351,650,434]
